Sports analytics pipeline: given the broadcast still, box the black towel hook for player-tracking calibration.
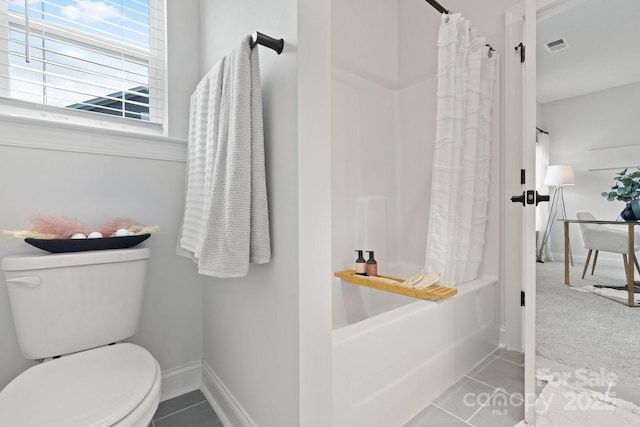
[250,32,284,55]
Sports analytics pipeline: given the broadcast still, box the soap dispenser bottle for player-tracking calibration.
[365,251,377,276]
[355,250,366,275]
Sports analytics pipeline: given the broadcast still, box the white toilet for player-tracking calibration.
[0,248,161,427]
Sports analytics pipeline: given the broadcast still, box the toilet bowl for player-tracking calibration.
[0,343,161,427]
[0,248,160,427]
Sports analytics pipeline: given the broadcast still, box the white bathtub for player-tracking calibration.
[332,275,499,427]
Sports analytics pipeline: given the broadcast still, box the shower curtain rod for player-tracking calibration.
[425,0,450,14]
[423,0,496,53]
[250,32,284,55]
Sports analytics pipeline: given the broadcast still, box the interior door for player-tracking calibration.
[522,0,538,424]
[505,0,538,424]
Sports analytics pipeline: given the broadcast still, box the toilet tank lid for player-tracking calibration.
[1,247,150,271]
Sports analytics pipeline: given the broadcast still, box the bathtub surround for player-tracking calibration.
[331,0,523,424]
[178,35,271,278]
[331,0,510,326]
[425,13,498,287]
[333,276,499,426]
[356,197,389,274]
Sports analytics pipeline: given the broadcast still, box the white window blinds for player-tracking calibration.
[0,0,165,124]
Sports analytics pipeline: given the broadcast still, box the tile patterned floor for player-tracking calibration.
[156,349,526,427]
[405,348,527,427]
[151,390,222,427]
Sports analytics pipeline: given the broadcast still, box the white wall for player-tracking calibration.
[541,81,640,264]
[297,1,333,425]
[0,0,204,397]
[198,2,301,426]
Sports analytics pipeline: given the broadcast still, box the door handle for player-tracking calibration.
[511,192,526,206]
[535,191,550,206]
[511,190,550,207]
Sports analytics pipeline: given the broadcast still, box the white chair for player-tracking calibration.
[575,211,640,281]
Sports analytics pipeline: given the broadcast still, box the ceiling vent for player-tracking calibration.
[544,37,569,53]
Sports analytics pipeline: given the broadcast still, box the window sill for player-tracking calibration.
[0,115,186,162]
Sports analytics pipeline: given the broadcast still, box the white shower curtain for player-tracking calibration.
[425,14,498,286]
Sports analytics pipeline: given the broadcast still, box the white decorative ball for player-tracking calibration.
[113,228,132,237]
[87,231,103,239]
[71,233,87,239]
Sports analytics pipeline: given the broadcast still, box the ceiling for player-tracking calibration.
[537,0,640,104]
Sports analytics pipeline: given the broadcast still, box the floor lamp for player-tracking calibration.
[537,165,575,264]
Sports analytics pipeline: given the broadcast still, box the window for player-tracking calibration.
[0,0,164,127]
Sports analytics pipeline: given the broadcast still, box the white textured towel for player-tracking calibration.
[177,35,271,277]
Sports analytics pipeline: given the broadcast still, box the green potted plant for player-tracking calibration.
[601,168,640,221]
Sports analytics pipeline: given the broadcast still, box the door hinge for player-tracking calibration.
[520,169,526,185]
[521,290,525,306]
[515,42,525,63]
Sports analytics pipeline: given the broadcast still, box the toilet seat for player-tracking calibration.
[0,343,160,427]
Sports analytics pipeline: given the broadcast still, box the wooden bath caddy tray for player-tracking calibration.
[334,270,457,300]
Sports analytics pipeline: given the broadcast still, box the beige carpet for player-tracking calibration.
[536,260,640,389]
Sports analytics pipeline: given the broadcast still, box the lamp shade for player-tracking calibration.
[543,165,575,187]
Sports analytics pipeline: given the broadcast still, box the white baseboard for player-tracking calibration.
[201,360,257,427]
[161,361,203,402]
[499,326,507,349]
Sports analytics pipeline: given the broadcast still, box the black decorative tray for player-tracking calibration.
[25,234,151,253]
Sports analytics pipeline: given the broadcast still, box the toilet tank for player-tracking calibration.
[1,248,150,360]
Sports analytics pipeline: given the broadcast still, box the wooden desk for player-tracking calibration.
[562,219,638,307]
